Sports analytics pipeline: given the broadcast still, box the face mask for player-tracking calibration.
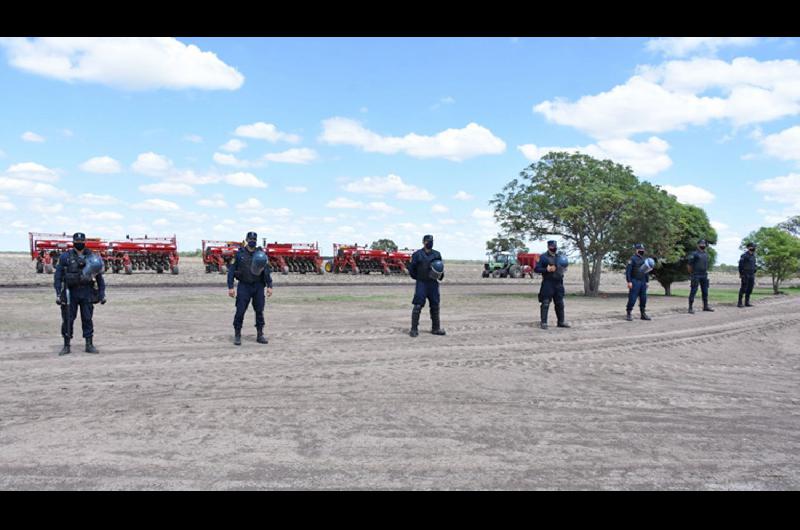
[424,241,433,249]
[699,246,706,251]
[74,243,85,251]
[247,240,257,248]
[548,247,557,254]
[637,250,645,256]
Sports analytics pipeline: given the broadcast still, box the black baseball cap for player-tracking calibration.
[73,232,86,242]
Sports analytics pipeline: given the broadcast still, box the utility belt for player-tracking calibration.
[65,272,93,288]
[63,283,102,303]
[234,271,264,286]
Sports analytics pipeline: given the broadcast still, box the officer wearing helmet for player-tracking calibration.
[227,231,273,345]
[738,242,757,308]
[408,234,446,337]
[533,240,570,329]
[53,232,106,355]
[625,243,653,321]
[687,239,714,314]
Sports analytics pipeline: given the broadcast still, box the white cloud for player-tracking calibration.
[5,162,59,182]
[263,148,318,164]
[754,173,800,209]
[224,172,267,188]
[326,197,362,209]
[440,218,458,225]
[236,198,263,210]
[454,191,474,200]
[80,209,124,221]
[79,156,121,174]
[645,37,760,58]
[212,152,259,168]
[29,199,62,215]
[234,122,300,143]
[131,198,180,211]
[518,136,672,176]
[320,117,506,161]
[662,184,716,206]
[471,208,494,220]
[139,182,195,195]
[132,152,173,176]
[21,131,45,142]
[220,138,246,152]
[325,197,401,213]
[0,37,244,90]
[760,125,800,161]
[196,194,227,208]
[184,134,203,143]
[285,186,308,193]
[535,57,800,139]
[76,193,120,205]
[432,204,449,213]
[0,177,66,198]
[343,174,435,201]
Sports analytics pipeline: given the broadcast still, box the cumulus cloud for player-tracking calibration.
[320,117,506,161]
[131,198,180,211]
[285,186,308,193]
[754,173,800,209]
[236,198,263,210]
[224,172,267,188]
[29,199,63,215]
[759,125,800,161]
[534,57,800,139]
[518,136,672,176]
[0,37,244,90]
[263,148,318,164]
[343,174,435,201]
[0,177,67,198]
[80,209,124,221]
[432,204,449,213]
[212,152,260,168]
[21,131,45,142]
[139,182,195,195]
[5,162,60,182]
[220,138,246,152]
[234,122,300,143]
[196,194,227,208]
[325,197,402,213]
[132,152,173,176]
[76,193,120,205]
[79,156,121,174]
[645,37,760,58]
[661,184,716,206]
[453,191,474,200]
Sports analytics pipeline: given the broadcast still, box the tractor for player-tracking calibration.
[482,249,540,279]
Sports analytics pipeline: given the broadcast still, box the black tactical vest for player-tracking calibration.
[631,254,647,280]
[740,252,756,274]
[234,247,263,284]
[65,249,94,288]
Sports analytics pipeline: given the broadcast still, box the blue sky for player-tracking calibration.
[1,37,799,263]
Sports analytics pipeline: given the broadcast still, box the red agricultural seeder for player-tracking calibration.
[263,240,324,274]
[202,239,240,274]
[29,232,109,274]
[324,243,412,274]
[107,235,179,275]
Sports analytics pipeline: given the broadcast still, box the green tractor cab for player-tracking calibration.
[482,251,524,278]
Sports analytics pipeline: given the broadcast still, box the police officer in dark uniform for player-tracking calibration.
[688,238,713,314]
[408,234,446,337]
[533,240,570,329]
[625,243,652,321]
[738,242,757,308]
[227,231,273,345]
[54,232,106,355]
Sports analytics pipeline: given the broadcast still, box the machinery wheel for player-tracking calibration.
[36,261,44,274]
[205,265,211,273]
[44,263,54,274]
[282,265,289,275]
[324,261,333,273]
[352,266,360,275]
[124,264,133,275]
[171,265,179,275]
[509,265,523,279]
[481,269,490,278]
[492,269,501,278]
[156,267,163,274]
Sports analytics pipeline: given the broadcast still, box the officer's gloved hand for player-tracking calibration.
[100,298,107,305]
[56,295,62,305]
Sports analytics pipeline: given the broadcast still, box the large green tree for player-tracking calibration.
[486,235,528,252]
[743,227,800,294]
[649,203,718,296]
[371,239,398,252]
[491,152,643,296]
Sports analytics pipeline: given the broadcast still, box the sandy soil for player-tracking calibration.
[0,265,798,489]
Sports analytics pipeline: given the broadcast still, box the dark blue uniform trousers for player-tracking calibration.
[739,274,755,299]
[689,274,710,306]
[626,279,648,312]
[412,280,440,307]
[233,281,265,330]
[62,287,94,339]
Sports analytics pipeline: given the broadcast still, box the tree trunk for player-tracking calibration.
[581,256,591,296]
[664,283,672,296]
[773,275,780,294]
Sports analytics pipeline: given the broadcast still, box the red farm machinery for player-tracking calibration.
[107,235,179,275]
[202,239,240,274]
[263,240,324,274]
[324,243,413,275]
[29,232,109,274]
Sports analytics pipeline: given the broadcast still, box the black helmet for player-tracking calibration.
[250,249,268,275]
[556,254,569,270]
[73,232,86,243]
[430,259,444,280]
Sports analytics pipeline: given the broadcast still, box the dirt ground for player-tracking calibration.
[0,255,798,490]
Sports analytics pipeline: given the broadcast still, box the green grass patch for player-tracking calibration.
[271,294,399,304]
[652,287,799,303]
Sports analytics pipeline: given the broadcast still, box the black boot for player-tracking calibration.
[640,307,651,320]
[626,310,633,321]
[58,337,70,356]
[256,328,268,344]
[409,305,421,337]
[555,304,570,328]
[234,328,242,346]
[85,337,98,354]
[703,302,714,312]
[688,303,694,314]
[745,296,753,307]
[540,304,549,330]
[737,294,743,308]
[430,305,446,335]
